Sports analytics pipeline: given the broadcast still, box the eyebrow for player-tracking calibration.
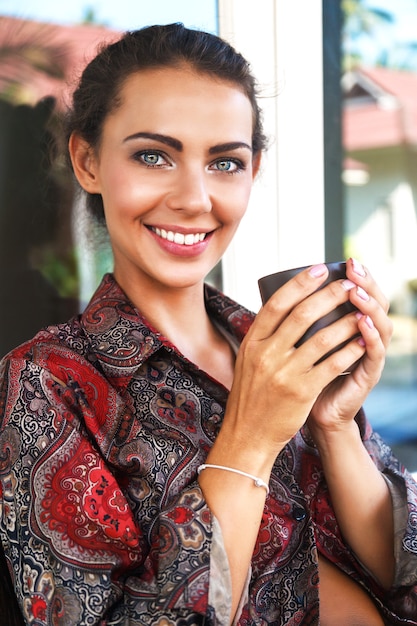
[123,132,182,151]
[209,142,252,155]
[123,132,252,154]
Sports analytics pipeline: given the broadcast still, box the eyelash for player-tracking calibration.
[132,150,246,175]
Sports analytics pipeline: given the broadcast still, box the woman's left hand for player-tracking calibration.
[307,259,396,589]
[308,257,393,434]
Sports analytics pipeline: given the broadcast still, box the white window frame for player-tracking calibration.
[218,0,325,311]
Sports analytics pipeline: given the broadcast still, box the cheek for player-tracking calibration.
[218,180,252,222]
[101,167,154,214]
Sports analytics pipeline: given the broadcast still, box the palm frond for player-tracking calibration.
[0,17,69,80]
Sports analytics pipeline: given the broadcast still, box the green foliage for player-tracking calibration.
[342,0,393,37]
[80,6,109,28]
[37,247,79,299]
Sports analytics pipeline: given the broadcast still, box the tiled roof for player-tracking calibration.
[343,66,417,151]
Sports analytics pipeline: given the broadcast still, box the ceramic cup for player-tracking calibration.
[258,261,358,366]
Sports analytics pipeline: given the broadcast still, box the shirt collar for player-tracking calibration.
[81,274,254,389]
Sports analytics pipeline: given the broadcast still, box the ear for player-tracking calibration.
[68,132,101,193]
[252,151,262,180]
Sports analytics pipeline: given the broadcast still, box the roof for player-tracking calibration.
[343,66,417,152]
[0,15,120,109]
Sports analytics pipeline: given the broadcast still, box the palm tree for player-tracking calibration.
[0,17,68,104]
[342,0,394,69]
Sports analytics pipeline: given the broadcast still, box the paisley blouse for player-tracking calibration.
[0,273,416,625]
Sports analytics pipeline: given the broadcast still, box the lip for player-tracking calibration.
[146,225,214,257]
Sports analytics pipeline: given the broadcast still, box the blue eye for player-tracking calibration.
[212,158,243,173]
[134,151,168,167]
[143,152,160,165]
[217,160,233,171]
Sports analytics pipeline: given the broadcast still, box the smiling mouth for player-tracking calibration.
[150,227,208,246]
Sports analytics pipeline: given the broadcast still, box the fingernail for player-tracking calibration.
[357,286,370,301]
[365,315,374,329]
[342,279,356,291]
[355,312,364,320]
[352,258,366,277]
[358,337,366,347]
[309,264,327,278]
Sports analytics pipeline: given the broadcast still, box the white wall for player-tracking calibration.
[345,152,417,307]
[218,0,325,311]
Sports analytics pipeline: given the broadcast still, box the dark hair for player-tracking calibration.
[66,22,267,222]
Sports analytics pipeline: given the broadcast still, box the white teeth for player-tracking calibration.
[153,228,206,245]
[174,232,185,245]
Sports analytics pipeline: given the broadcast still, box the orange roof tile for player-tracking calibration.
[343,66,417,151]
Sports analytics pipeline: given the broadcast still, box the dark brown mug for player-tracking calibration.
[258,261,358,367]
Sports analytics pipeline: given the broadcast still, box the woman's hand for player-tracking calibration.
[221,259,384,462]
[308,257,393,435]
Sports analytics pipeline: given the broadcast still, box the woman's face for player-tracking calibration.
[73,66,260,294]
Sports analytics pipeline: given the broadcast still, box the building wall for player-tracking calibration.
[345,145,417,312]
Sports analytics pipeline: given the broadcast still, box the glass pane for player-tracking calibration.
[342,1,417,474]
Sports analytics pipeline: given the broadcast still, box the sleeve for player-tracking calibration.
[354,412,417,621]
[208,517,233,625]
[361,416,417,578]
[302,410,417,625]
[382,471,417,587]
[0,355,224,626]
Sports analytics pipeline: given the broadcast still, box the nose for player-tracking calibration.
[165,167,212,215]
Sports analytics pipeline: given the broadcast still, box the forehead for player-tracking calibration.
[107,66,254,138]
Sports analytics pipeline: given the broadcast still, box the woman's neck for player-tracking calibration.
[115,273,235,389]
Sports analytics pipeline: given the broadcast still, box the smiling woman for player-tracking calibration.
[69,66,258,307]
[0,22,417,626]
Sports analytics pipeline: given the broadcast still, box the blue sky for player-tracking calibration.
[357,0,417,64]
[348,0,417,67]
[373,0,417,39]
[0,0,218,32]
[1,1,416,46]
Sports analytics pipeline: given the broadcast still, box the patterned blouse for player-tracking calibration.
[0,273,416,625]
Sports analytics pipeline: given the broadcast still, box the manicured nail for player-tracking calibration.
[309,264,327,278]
[357,286,370,301]
[365,315,374,329]
[352,258,366,277]
[358,337,366,347]
[355,312,364,320]
[342,279,356,291]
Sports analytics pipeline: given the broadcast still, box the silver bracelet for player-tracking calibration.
[197,463,269,496]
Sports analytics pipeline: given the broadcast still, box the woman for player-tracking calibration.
[0,23,416,625]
